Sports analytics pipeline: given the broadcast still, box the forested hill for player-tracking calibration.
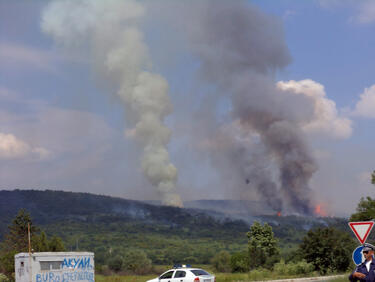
[0,189,247,236]
[0,189,194,221]
[0,189,349,264]
[0,190,251,264]
[0,189,348,239]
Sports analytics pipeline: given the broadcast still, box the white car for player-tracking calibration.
[147,266,215,282]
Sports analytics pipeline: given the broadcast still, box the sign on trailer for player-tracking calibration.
[348,221,374,244]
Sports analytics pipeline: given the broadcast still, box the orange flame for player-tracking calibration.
[314,204,328,217]
[277,211,282,217]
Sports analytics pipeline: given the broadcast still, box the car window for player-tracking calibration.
[190,269,209,276]
[174,271,186,278]
[160,271,174,279]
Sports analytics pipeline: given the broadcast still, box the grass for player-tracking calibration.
[95,264,350,282]
[96,273,349,282]
[96,274,156,282]
[325,275,349,282]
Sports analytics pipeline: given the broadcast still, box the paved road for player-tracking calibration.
[252,274,346,282]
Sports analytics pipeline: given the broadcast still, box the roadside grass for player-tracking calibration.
[96,272,349,282]
[326,275,349,282]
[96,264,349,282]
[215,271,320,281]
[96,274,155,282]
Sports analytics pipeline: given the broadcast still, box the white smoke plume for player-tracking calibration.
[42,0,182,207]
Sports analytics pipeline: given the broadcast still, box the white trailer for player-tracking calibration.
[15,252,94,282]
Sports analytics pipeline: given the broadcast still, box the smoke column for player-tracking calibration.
[165,0,318,214]
[42,0,182,207]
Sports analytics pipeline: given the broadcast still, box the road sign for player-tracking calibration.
[352,245,365,265]
[348,221,374,244]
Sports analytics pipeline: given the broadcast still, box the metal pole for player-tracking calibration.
[28,223,32,282]
[28,223,31,254]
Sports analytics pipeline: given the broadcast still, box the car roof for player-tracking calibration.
[164,268,203,272]
[174,268,203,270]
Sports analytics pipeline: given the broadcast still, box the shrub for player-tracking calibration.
[293,260,315,275]
[230,251,249,273]
[248,268,271,280]
[108,255,123,272]
[274,260,287,275]
[211,251,231,272]
[264,255,281,270]
[299,227,355,274]
[122,250,152,275]
[274,259,315,276]
[0,274,9,282]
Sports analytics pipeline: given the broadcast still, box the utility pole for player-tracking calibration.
[28,223,32,282]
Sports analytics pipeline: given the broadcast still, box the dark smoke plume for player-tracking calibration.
[168,0,318,214]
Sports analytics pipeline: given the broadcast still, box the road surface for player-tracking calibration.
[252,274,346,282]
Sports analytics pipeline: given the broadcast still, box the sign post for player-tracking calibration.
[348,221,374,244]
[349,221,374,266]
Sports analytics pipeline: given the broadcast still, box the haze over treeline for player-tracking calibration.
[0,0,375,216]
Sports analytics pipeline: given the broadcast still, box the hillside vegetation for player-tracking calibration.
[0,190,349,267]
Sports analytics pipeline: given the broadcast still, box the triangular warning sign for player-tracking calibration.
[349,221,374,244]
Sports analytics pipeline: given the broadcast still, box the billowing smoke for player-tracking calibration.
[41,0,182,207]
[42,0,319,214]
[159,0,318,214]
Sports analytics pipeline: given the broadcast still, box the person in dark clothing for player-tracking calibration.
[349,243,375,282]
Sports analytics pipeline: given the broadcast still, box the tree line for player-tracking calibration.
[209,170,375,274]
[0,210,358,278]
[211,221,356,275]
[1,169,375,278]
[0,209,65,279]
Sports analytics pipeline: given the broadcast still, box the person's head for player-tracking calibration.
[363,244,375,261]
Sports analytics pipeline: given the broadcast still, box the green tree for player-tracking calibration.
[230,251,249,273]
[0,210,66,275]
[108,255,123,272]
[122,250,152,275]
[350,197,375,221]
[211,250,231,272]
[3,209,38,252]
[94,246,109,265]
[48,236,66,252]
[33,231,49,252]
[350,170,375,221]
[247,221,280,269]
[0,210,38,274]
[299,227,355,274]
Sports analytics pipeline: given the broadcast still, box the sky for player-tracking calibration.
[0,0,374,216]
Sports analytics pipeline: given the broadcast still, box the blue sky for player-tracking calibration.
[0,0,374,216]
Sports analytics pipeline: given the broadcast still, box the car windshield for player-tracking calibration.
[190,269,209,276]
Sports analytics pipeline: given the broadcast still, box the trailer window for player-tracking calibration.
[40,262,50,271]
[40,261,62,271]
[51,261,62,270]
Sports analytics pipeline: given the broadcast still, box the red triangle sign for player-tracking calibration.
[349,221,374,244]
